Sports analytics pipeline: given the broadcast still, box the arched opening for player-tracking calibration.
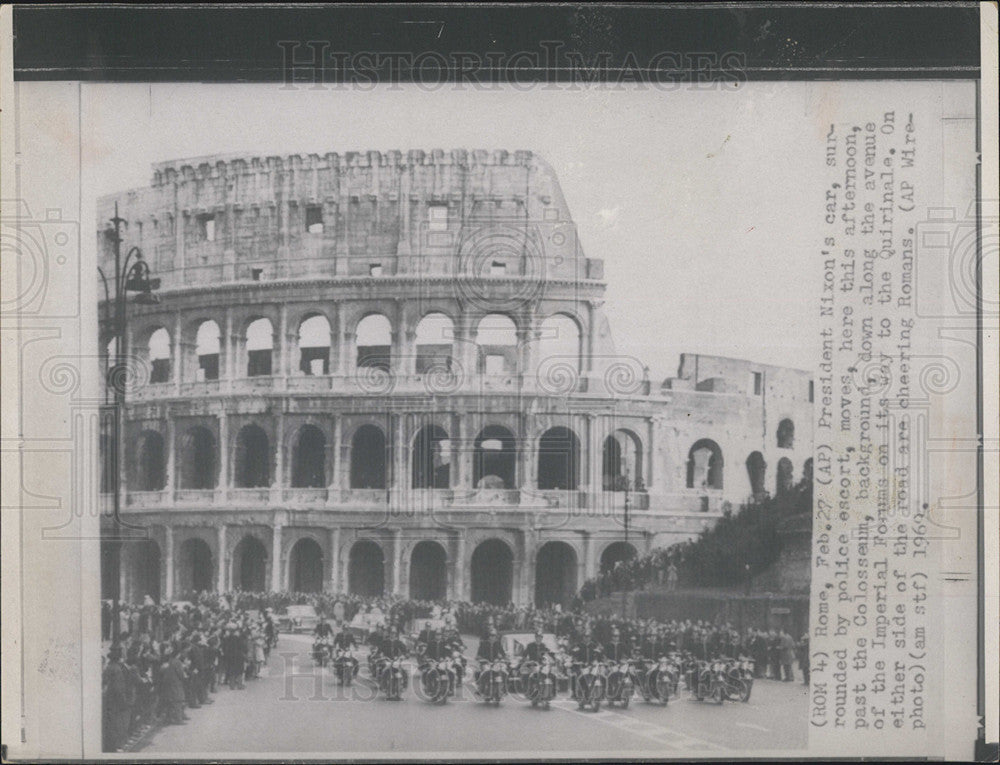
[290,538,324,593]
[348,541,384,596]
[350,425,386,489]
[538,427,580,490]
[746,451,767,496]
[178,426,216,489]
[356,314,392,371]
[232,536,267,592]
[776,457,794,495]
[246,317,273,377]
[473,426,516,489]
[126,540,161,603]
[602,430,643,491]
[802,457,813,484]
[178,538,213,594]
[777,419,795,449]
[476,313,517,375]
[411,425,450,489]
[234,425,270,488]
[538,313,581,374]
[686,439,724,490]
[534,542,578,607]
[415,313,455,374]
[600,541,638,575]
[298,314,331,375]
[291,425,326,488]
[148,327,171,384]
[195,320,221,381]
[409,541,448,601]
[471,539,514,605]
[134,430,166,491]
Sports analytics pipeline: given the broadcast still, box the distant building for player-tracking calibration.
[98,149,813,607]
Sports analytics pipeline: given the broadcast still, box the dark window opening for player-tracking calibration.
[135,431,166,491]
[473,426,516,489]
[752,371,763,395]
[686,439,723,490]
[198,353,219,381]
[305,205,324,234]
[247,349,272,377]
[251,268,264,281]
[746,451,767,497]
[356,346,390,372]
[350,425,387,489]
[537,427,580,491]
[179,427,216,489]
[300,346,329,375]
[776,457,794,495]
[369,263,383,277]
[150,358,171,384]
[808,379,815,403]
[196,213,216,242]
[415,345,452,375]
[777,419,795,449]
[234,425,270,488]
[412,425,450,489]
[291,425,326,488]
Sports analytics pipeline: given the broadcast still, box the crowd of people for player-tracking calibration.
[103,589,810,750]
[101,593,277,752]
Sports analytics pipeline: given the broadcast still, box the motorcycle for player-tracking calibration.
[476,659,509,705]
[641,657,675,706]
[419,654,458,705]
[311,638,331,668]
[376,657,408,701]
[695,659,728,704]
[725,658,754,702]
[333,648,359,686]
[520,658,558,710]
[573,661,607,712]
[605,660,636,709]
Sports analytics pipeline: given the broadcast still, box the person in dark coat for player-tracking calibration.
[797,634,810,685]
[102,646,132,751]
[159,648,188,725]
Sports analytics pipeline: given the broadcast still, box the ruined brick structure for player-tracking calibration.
[98,149,813,606]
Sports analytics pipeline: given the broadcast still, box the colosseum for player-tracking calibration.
[98,149,813,608]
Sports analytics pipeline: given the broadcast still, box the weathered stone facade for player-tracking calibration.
[99,149,813,606]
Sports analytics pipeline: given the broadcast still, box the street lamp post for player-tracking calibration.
[620,468,631,618]
[99,202,160,646]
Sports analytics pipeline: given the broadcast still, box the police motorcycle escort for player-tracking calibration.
[603,628,636,709]
[311,619,335,668]
[331,624,360,687]
[695,658,729,704]
[513,632,559,710]
[371,627,410,701]
[416,622,459,705]
[722,656,754,702]
[473,628,509,706]
[570,630,607,712]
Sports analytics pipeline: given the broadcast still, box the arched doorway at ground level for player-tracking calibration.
[534,542,577,607]
[409,541,448,601]
[471,539,514,605]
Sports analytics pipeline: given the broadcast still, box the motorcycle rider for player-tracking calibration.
[376,627,410,692]
[604,626,631,663]
[333,622,359,680]
[570,627,604,699]
[474,627,507,692]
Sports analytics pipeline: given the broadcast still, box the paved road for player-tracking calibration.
[143,633,807,756]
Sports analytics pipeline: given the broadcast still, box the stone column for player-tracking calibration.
[216,525,227,592]
[329,527,340,593]
[341,331,356,378]
[164,525,175,601]
[330,417,342,490]
[392,529,403,596]
[453,413,469,489]
[270,522,283,591]
[584,533,598,581]
[454,535,466,600]
[278,304,290,379]
[587,414,603,511]
[646,417,656,491]
[579,533,590,588]
[224,308,235,390]
[165,418,176,493]
[217,411,229,500]
[518,413,532,491]
[524,529,538,606]
[273,411,285,496]
[390,413,406,494]
[403,330,417,376]
[173,312,183,393]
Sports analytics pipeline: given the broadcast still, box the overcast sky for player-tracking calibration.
[73,81,842,381]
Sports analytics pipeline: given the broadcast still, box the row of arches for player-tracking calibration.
[127,311,584,383]
[115,535,640,607]
[129,426,804,497]
[131,424,650,493]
